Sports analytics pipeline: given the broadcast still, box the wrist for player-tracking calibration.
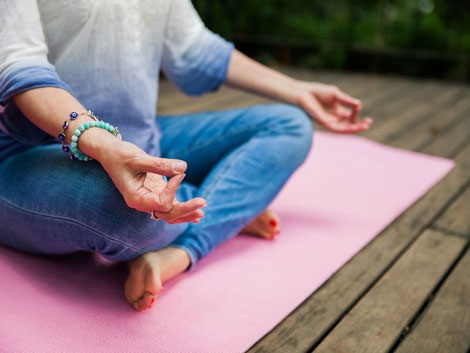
[78,127,122,162]
[287,79,310,107]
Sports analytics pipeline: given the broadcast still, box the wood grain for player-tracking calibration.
[394,248,470,353]
[434,186,470,237]
[313,229,466,353]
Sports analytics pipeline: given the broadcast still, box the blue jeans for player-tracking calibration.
[0,104,313,271]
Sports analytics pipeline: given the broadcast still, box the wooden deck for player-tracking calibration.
[157,68,470,353]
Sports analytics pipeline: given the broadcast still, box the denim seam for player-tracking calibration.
[0,196,146,254]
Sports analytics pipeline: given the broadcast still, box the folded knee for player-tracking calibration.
[267,104,314,167]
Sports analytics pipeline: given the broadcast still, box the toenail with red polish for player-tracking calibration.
[270,219,277,227]
[150,297,155,304]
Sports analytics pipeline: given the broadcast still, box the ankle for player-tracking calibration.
[161,247,191,280]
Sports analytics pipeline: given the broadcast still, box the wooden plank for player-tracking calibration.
[361,81,448,139]
[158,88,247,115]
[359,81,414,118]
[434,185,470,237]
[247,136,470,353]
[387,92,470,151]
[313,229,466,353]
[394,248,470,353]
[365,85,465,142]
[157,85,242,113]
[421,110,470,158]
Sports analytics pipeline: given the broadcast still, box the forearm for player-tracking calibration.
[12,87,118,162]
[225,49,304,105]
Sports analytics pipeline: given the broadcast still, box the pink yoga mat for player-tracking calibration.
[0,132,454,353]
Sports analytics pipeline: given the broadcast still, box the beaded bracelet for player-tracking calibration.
[58,111,122,161]
[70,119,122,161]
[58,111,96,159]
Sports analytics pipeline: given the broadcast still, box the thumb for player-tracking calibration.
[134,156,187,176]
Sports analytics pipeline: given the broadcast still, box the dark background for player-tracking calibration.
[194,0,470,81]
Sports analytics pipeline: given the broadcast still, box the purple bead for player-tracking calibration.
[62,120,69,129]
[62,144,70,152]
[70,154,78,160]
[70,112,78,120]
[58,133,66,141]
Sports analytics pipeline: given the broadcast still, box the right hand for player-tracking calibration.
[98,139,206,224]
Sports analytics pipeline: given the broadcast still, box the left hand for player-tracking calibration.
[295,82,373,133]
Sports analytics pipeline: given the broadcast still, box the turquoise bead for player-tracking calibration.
[65,118,119,162]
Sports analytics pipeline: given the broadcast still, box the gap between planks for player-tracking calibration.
[312,229,467,353]
[391,245,470,353]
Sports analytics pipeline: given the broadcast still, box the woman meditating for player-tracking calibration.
[0,0,372,311]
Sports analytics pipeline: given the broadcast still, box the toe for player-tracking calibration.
[143,291,157,310]
[132,291,157,311]
[265,210,281,232]
[132,297,146,311]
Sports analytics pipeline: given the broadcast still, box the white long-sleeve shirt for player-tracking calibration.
[0,0,234,158]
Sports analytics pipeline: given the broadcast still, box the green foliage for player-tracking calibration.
[196,0,469,50]
[194,0,470,78]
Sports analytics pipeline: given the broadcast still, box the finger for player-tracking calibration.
[153,198,206,222]
[328,118,372,134]
[349,102,362,123]
[336,91,362,122]
[335,90,361,109]
[158,173,186,212]
[363,117,373,125]
[333,104,353,120]
[301,95,329,125]
[129,186,166,213]
[170,209,205,224]
[134,156,187,176]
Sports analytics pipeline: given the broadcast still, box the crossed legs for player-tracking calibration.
[0,104,313,310]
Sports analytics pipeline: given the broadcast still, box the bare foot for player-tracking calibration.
[125,246,191,311]
[240,209,281,240]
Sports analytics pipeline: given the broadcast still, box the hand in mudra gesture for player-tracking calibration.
[296,82,373,133]
[100,140,206,224]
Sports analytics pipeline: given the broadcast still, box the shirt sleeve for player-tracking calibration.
[161,0,234,96]
[0,0,73,106]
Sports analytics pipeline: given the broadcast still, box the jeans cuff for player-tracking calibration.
[169,243,197,272]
